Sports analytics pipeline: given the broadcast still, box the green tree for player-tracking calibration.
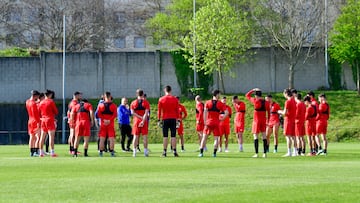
[329,0,360,95]
[145,0,207,48]
[183,0,253,93]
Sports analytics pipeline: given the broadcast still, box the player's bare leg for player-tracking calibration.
[38,130,47,156]
[83,136,90,156]
[236,132,243,152]
[109,137,115,157]
[283,136,292,157]
[261,131,267,158]
[273,124,279,153]
[252,134,259,158]
[266,126,272,153]
[99,137,106,157]
[217,136,223,152]
[73,134,81,157]
[213,136,219,157]
[48,130,56,157]
[198,133,209,157]
[179,134,185,152]
[68,128,75,154]
[143,135,149,156]
[224,134,229,152]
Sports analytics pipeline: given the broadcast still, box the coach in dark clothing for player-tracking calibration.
[118,97,133,152]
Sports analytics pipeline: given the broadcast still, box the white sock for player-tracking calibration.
[51,149,55,154]
[144,148,148,154]
[287,148,291,154]
[240,144,243,150]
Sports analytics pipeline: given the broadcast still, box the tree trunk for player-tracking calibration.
[288,64,295,89]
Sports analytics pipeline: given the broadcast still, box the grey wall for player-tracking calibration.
[0,50,356,103]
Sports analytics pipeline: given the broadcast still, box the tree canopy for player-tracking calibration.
[329,0,360,94]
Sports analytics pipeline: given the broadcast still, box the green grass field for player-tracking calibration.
[1,143,360,203]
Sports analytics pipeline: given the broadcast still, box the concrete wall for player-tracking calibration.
[0,51,181,103]
[0,50,356,103]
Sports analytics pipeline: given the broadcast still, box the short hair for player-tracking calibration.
[82,99,88,103]
[232,95,238,100]
[255,90,262,97]
[176,96,180,100]
[266,94,272,98]
[39,93,45,99]
[319,93,326,99]
[212,89,221,96]
[291,88,297,94]
[284,88,292,97]
[195,95,201,101]
[303,96,311,102]
[144,93,147,98]
[136,89,144,97]
[74,91,82,96]
[104,91,111,99]
[45,89,53,97]
[307,91,315,97]
[164,85,172,93]
[31,90,40,96]
[296,93,302,100]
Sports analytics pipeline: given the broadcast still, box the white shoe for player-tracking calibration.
[224,149,229,153]
[282,153,292,157]
[301,153,305,156]
[133,152,136,157]
[252,154,258,158]
[292,152,298,157]
[273,149,277,153]
[262,153,267,158]
[218,148,222,152]
[181,149,185,153]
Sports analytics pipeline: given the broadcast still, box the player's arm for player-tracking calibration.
[89,107,96,127]
[157,100,162,121]
[203,107,208,124]
[245,90,254,102]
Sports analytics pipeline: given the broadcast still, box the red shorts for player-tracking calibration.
[41,118,56,132]
[252,120,266,134]
[75,120,91,137]
[267,121,280,128]
[98,124,116,138]
[203,123,220,136]
[28,119,39,135]
[196,122,204,132]
[283,119,295,136]
[219,124,230,136]
[132,120,148,135]
[68,120,76,129]
[295,122,305,136]
[305,121,316,136]
[235,126,244,133]
[177,122,184,136]
[316,120,328,135]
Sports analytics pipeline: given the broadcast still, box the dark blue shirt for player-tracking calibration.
[117,105,131,125]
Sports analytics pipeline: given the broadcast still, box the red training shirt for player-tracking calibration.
[39,98,58,120]
[26,98,40,123]
[204,99,227,126]
[158,95,179,120]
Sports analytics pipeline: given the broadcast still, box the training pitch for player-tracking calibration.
[0,143,359,203]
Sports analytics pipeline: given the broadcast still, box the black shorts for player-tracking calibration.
[162,119,177,138]
[119,124,132,136]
